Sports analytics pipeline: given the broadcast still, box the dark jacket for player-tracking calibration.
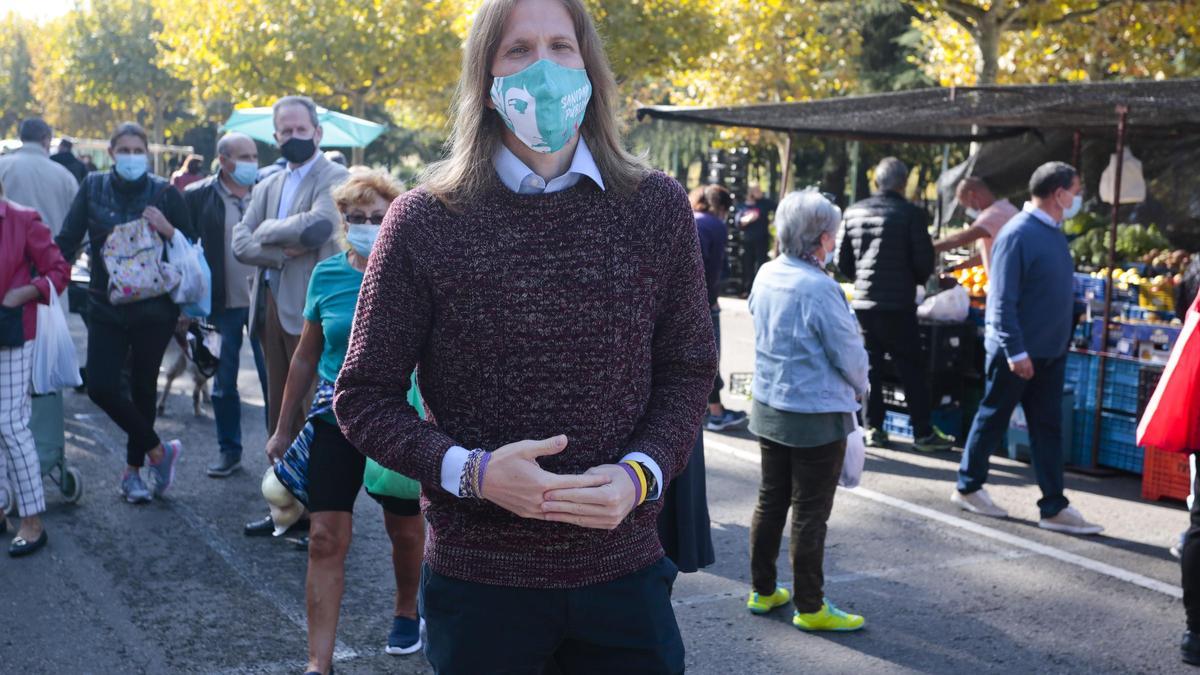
[56,171,195,314]
[836,191,935,312]
[183,175,232,315]
[50,151,87,184]
[695,211,727,306]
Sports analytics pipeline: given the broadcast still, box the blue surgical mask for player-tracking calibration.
[114,154,148,181]
[231,161,258,186]
[490,59,592,154]
[346,224,379,258]
[824,247,836,267]
[1062,193,1083,221]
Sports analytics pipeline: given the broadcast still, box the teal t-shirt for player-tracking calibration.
[303,251,363,384]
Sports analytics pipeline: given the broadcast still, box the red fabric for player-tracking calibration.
[1137,295,1200,453]
[0,199,72,340]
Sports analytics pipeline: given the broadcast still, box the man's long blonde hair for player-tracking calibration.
[421,0,647,210]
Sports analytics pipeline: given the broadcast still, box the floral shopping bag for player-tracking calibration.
[101,218,180,305]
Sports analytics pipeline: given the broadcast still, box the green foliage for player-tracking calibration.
[1070,222,1171,267]
[0,14,38,138]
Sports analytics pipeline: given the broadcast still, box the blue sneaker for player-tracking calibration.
[120,469,153,504]
[385,616,423,655]
[706,409,749,432]
[149,439,182,497]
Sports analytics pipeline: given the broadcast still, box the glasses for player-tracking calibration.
[343,213,386,225]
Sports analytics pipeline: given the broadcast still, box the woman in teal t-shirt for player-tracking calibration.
[263,170,423,674]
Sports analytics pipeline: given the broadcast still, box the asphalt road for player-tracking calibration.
[2,300,1194,674]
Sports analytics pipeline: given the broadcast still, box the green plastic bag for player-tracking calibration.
[362,373,423,501]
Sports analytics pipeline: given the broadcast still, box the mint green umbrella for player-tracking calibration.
[222,106,387,148]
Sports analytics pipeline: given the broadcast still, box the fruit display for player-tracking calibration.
[1088,268,1177,311]
[950,265,989,298]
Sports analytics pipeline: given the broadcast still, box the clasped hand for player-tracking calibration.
[481,435,639,531]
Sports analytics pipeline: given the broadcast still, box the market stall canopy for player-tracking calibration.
[222,106,387,148]
[636,79,1200,144]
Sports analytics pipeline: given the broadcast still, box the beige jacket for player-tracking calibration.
[0,144,79,235]
[232,153,349,335]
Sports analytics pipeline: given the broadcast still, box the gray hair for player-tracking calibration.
[775,188,843,258]
[272,95,320,130]
[216,131,253,157]
[874,157,908,193]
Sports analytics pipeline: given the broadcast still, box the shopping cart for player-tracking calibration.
[1,392,82,515]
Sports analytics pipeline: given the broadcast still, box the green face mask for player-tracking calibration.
[490,59,592,154]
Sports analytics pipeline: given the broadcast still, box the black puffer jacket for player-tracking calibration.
[837,191,935,312]
[183,176,232,315]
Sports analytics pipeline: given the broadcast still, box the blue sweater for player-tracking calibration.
[695,211,726,306]
[985,210,1075,360]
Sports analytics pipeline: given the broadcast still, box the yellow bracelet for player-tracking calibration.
[622,460,648,506]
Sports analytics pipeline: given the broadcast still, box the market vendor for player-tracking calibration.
[933,177,1019,277]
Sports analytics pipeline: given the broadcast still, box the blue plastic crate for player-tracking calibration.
[1078,357,1141,415]
[1072,409,1143,474]
[931,406,963,440]
[884,410,914,439]
[1064,352,1092,403]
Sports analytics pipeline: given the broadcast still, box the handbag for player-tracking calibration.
[1137,295,1200,453]
[0,305,23,347]
[101,217,181,305]
[31,279,83,393]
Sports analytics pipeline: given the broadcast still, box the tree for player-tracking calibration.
[0,14,40,138]
[48,0,190,144]
[904,0,1186,84]
[161,0,467,163]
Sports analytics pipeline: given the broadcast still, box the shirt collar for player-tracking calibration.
[492,137,606,195]
[1022,201,1061,229]
[15,143,49,157]
[287,152,320,180]
[213,173,249,200]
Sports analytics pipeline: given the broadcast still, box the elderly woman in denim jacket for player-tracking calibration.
[744,189,870,632]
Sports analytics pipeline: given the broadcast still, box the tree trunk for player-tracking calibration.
[777,134,795,193]
[975,18,1001,85]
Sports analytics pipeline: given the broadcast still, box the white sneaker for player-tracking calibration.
[951,488,1009,518]
[1039,506,1103,535]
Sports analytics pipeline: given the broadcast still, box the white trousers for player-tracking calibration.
[0,341,45,517]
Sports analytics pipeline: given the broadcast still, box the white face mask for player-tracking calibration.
[1061,192,1083,220]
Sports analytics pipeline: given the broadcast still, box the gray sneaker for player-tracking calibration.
[120,470,153,504]
[149,439,182,496]
[1039,506,1104,535]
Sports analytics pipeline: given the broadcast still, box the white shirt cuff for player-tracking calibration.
[621,452,663,501]
[1008,353,1030,365]
[440,445,471,497]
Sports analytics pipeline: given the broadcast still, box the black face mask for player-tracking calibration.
[280,136,316,164]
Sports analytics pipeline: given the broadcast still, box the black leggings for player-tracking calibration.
[1183,454,1200,632]
[85,296,177,467]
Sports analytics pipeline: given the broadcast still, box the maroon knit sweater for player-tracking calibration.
[334,170,717,588]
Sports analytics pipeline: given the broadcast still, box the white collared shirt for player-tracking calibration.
[438,137,668,502]
[1022,201,1061,229]
[276,151,320,220]
[492,137,606,195]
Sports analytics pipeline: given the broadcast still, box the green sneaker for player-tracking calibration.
[747,587,792,615]
[866,427,890,448]
[793,599,865,632]
[913,426,955,453]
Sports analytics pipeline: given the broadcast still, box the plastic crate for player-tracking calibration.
[1072,409,1143,473]
[1141,446,1191,503]
[1137,367,1164,420]
[1139,285,1175,312]
[884,408,961,440]
[1065,352,1092,402]
[884,410,914,439]
[881,382,906,408]
[1078,357,1141,415]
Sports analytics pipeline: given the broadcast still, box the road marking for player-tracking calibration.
[703,434,1184,600]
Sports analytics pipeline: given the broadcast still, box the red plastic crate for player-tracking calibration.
[1141,446,1191,503]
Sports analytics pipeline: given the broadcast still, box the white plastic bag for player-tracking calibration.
[166,231,208,308]
[917,285,970,322]
[840,422,866,489]
[32,279,82,394]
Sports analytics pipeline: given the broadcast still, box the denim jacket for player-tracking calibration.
[749,254,869,414]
